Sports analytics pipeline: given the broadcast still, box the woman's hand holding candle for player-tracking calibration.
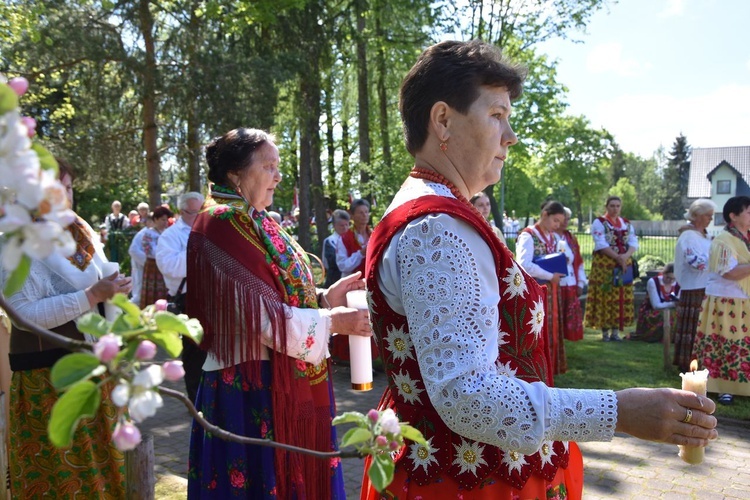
[679,360,711,464]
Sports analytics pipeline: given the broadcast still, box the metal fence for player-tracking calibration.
[505,230,679,276]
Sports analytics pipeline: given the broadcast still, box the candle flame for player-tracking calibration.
[690,359,698,372]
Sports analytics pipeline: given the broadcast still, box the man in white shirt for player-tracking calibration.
[156,191,205,403]
[322,209,350,287]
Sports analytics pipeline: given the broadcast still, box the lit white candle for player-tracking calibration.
[678,359,709,465]
[346,290,372,391]
[101,262,122,322]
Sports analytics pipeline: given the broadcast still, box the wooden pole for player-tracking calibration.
[663,308,672,370]
[125,433,155,500]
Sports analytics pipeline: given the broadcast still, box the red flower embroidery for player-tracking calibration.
[213,205,228,215]
[305,336,315,349]
[222,366,235,385]
[229,469,245,488]
[271,235,286,253]
[209,480,217,490]
[261,421,268,438]
[270,263,280,276]
[295,359,307,372]
[288,295,300,307]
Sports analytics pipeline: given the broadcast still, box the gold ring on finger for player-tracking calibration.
[681,408,693,424]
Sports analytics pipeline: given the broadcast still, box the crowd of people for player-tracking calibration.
[5,38,750,499]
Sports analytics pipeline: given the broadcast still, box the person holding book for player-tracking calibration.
[516,200,567,375]
[584,196,639,342]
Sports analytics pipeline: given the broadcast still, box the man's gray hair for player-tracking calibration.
[179,191,205,210]
[332,209,350,222]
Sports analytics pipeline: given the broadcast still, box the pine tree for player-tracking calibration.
[660,133,691,219]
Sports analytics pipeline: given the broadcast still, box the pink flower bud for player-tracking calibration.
[375,435,388,448]
[162,360,185,382]
[389,440,400,451]
[367,409,379,423]
[154,299,168,311]
[135,340,157,360]
[112,420,142,451]
[20,116,36,138]
[94,334,121,363]
[8,77,29,96]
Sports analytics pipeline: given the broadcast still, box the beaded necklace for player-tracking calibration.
[409,167,485,221]
[533,223,557,253]
[603,214,623,229]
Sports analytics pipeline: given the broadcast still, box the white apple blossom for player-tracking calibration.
[380,408,401,436]
[128,387,164,423]
[132,364,164,388]
[111,384,131,407]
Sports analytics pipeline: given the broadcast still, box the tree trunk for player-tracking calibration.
[186,2,202,193]
[139,0,161,208]
[375,12,391,173]
[355,0,371,198]
[324,73,337,208]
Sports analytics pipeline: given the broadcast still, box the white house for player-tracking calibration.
[687,146,750,226]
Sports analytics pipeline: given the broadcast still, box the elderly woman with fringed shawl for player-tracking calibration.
[186,128,371,499]
[692,196,750,406]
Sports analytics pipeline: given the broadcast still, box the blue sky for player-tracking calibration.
[538,0,750,159]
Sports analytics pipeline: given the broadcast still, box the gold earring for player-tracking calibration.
[439,141,448,152]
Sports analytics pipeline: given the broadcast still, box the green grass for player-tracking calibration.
[555,328,750,421]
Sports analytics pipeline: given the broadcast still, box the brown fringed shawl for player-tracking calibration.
[186,187,334,499]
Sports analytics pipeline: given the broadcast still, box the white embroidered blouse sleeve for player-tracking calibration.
[335,236,362,275]
[627,223,639,250]
[384,213,616,455]
[259,306,332,365]
[5,260,90,330]
[516,231,553,281]
[682,232,710,271]
[591,218,609,252]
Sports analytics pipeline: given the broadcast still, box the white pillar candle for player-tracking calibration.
[100,262,122,322]
[346,290,373,391]
[678,361,709,465]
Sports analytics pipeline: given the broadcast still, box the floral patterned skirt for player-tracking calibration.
[584,253,634,330]
[632,302,675,343]
[692,295,750,396]
[187,362,346,499]
[673,288,705,371]
[139,258,168,308]
[361,442,583,500]
[560,285,584,341]
[9,368,125,499]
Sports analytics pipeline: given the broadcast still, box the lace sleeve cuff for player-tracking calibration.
[547,388,618,443]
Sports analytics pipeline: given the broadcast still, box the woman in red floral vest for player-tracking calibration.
[361,40,718,499]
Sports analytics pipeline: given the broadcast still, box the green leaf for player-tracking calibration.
[332,411,365,426]
[111,312,140,333]
[149,331,183,358]
[48,381,101,448]
[31,143,58,173]
[399,424,427,445]
[340,427,372,449]
[368,454,395,492]
[114,340,139,364]
[110,293,141,321]
[50,353,104,391]
[3,254,30,296]
[0,83,18,114]
[154,312,190,335]
[76,313,110,338]
[183,317,204,345]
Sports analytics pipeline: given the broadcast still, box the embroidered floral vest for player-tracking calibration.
[597,215,632,254]
[366,195,569,491]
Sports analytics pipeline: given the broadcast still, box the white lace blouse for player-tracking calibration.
[375,178,617,454]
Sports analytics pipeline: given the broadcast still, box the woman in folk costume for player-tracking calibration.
[361,40,717,499]
[584,196,639,342]
[3,159,131,498]
[557,206,587,341]
[516,200,567,375]
[630,263,679,343]
[692,196,750,406]
[673,198,716,372]
[186,128,371,499]
[138,205,172,308]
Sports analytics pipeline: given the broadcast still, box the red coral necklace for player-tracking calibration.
[409,167,486,222]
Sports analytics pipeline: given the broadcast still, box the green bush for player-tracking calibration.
[637,254,665,275]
